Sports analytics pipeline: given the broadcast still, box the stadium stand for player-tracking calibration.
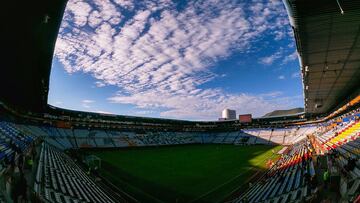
[310,112,360,201]
[226,108,360,202]
[34,143,116,203]
[230,139,315,203]
[0,121,38,202]
[18,125,316,150]
[0,120,127,203]
[0,106,359,203]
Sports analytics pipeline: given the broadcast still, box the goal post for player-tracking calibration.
[84,155,101,170]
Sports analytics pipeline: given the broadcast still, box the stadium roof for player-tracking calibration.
[284,0,360,115]
[1,1,67,112]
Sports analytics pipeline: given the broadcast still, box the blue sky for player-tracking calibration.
[48,0,304,121]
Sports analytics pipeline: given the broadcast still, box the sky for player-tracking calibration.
[48,0,304,121]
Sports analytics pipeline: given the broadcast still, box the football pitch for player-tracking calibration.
[89,144,282,203]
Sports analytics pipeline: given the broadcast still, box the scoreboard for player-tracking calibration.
[239,114,252,123]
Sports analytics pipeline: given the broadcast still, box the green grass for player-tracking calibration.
[89,144,282,203]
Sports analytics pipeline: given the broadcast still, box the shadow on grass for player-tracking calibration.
[101,161,196,203]
[86,142,281,203]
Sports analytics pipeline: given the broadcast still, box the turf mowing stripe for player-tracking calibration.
[188,146,281,203]
[187,166,254,203]
[101,169,166,203]
[218,147,281,202]
[89,144,281,203]
[221,152,280,202]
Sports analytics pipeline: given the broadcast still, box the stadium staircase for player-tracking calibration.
[124,136,137,147]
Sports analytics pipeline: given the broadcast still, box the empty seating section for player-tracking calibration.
[0,122,35,167]
[257,130,271,144]
[10,123,317,150]
[90,130,114,147]
[284,126,317,144]
[34,143,115,203]
[132,131,197,146]
[242,126,315,146]
[55,128,75,149]
[314,119,360,152]
[269,129,286,144]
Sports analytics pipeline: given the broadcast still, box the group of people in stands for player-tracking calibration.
[1,138,37,203]
[331,149,358,176]
[312,108,360,200]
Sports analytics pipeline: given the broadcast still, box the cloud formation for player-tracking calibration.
[259,50,283,65]
[283,51,298,64]
[81,99,95,108]
[54,0,297,120]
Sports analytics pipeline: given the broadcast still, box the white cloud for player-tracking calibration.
[134,110,155,115]
[278,75,285,80]
[274,30,286,40]
[94,110,114,114]
[95,81,106,87]
[259,49,283,65]
[55,0,293,120]
[82,99,94,103]
[65,0,92,27]
[260,47,297,66]
[108,89,300,120]
[283,51,298,64]
[81,99,95,108]
[113,0,135,10]
[260,91,283,98]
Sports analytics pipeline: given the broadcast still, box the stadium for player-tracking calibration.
[1,0,360,203]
